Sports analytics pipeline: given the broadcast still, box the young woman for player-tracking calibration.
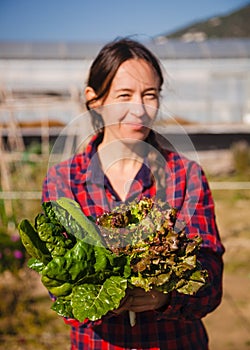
[42,38,224,350]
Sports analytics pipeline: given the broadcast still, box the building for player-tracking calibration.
[0,39,250,125]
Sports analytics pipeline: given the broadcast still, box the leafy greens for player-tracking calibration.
[18,197,208,322]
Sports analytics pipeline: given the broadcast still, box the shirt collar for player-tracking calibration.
[74,133,153,189]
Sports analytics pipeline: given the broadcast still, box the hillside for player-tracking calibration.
[157,3,250,41]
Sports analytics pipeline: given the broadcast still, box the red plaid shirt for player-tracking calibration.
[42,133,224,350]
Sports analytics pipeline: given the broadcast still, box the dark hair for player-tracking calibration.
[85,38,164,131]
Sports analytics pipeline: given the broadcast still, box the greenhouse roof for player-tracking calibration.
[0,39,250,60]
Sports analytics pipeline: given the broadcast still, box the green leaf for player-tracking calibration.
[190,269,209,284]
[173,255,197,277]
[43,198,105,246]
[131,271,172,291]
[94,246,110,272]
[18,219,51,264]
[64,240,94,281]
[130,274,152,291]
[42,256,71,283]
[27,257,45,273]
[72,276,127,321]
[177,280,205,295]
[35,213,76,258]
[48,282,73,297]
[51,297,73,318]
[94,246,131,278]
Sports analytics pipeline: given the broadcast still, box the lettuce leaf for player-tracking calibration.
[72,276,127,321]
[51,297,74,318]
[27,257,45,273]
[42,198,104,246]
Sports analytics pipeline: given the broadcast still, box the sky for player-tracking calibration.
[0,0,249,43]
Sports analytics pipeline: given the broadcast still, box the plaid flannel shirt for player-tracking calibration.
[42,133,224,350]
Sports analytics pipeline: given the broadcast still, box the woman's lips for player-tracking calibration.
[123,122,147,130]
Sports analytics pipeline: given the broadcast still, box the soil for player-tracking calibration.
[204,192,250,350]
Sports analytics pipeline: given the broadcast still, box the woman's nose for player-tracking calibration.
[130,101,145,117]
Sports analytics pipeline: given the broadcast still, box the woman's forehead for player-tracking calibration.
[112,59,160,88]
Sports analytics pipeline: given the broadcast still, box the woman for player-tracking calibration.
[43,38,224,349]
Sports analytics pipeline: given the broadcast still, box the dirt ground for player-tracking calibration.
[204,274,250,350]
[204,192,250,350]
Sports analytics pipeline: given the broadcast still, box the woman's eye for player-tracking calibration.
[143,93,158,100]
[118,94,131,100]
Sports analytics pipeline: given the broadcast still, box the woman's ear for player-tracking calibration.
[85,86,101,109]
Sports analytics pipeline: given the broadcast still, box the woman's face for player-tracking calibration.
[98,58,161,142]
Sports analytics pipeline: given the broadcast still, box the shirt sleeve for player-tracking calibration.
[42,161,75,202]
[176,160,224,254]
[157,160,225,320]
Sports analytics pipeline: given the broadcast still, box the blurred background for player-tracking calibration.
[0,1,250,349]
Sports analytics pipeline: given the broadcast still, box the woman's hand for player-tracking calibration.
[113,287,170,314]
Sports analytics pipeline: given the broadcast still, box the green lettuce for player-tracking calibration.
[18,196,208,323]
[72,276,127,321]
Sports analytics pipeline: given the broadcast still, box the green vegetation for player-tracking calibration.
[18,197,207,323]
[162,4,250,39]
